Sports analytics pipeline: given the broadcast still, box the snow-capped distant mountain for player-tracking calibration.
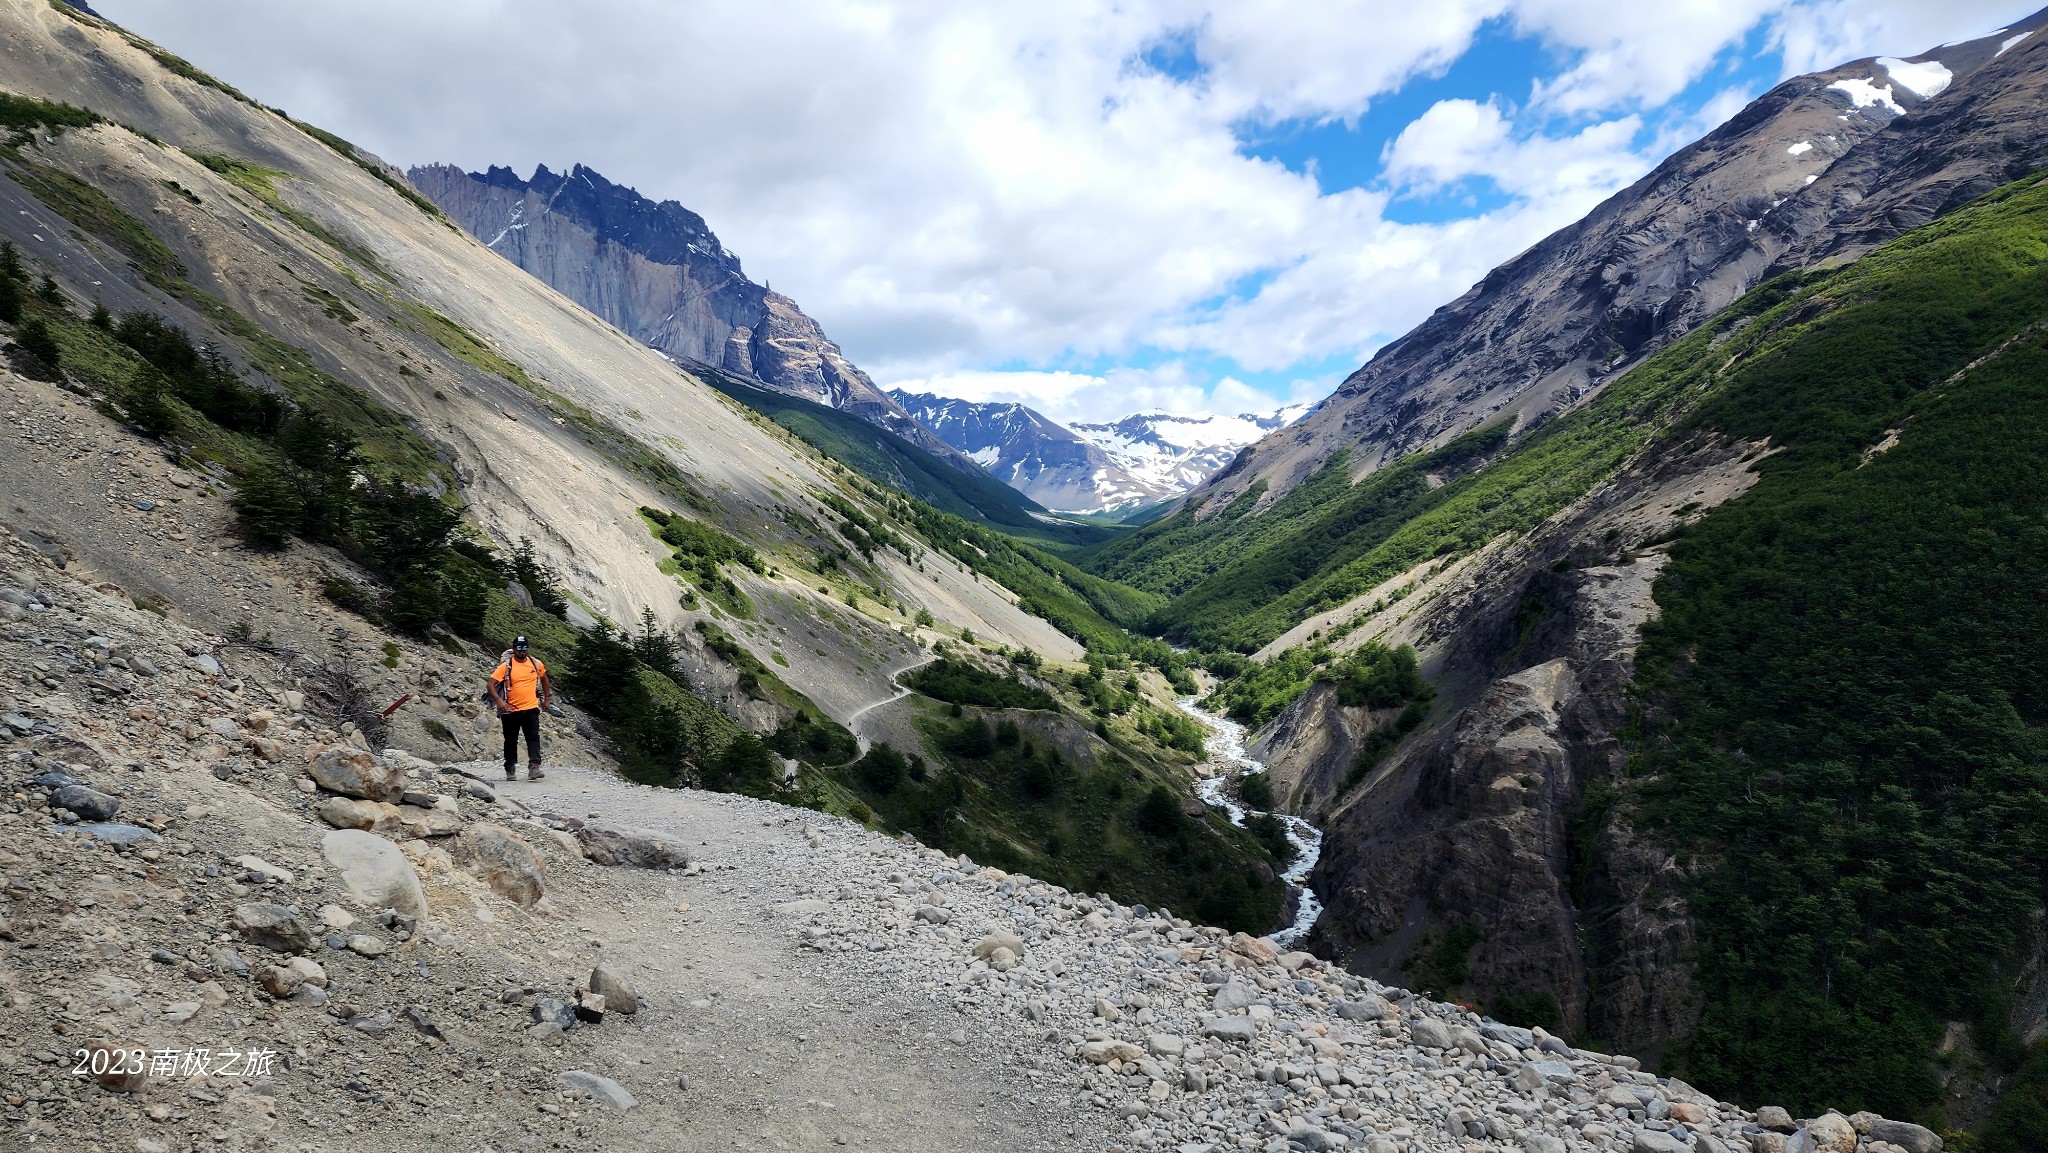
[1070,407,1312,503]
[889,390,1312,515]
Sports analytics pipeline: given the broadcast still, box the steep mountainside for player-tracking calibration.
[1185,8,2048,515]
[890,390,1307,515]
[0,0,1083,736]
[408,161,974,469]
[1246,174,2048,1137]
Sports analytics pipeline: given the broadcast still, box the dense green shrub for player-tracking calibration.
[904,658,1057,710]
[767,711,859,766]
[1236,772,1274,810]
[1208,641,1431,729]
[938,716,997,758]
[638,503,761,618]
[231,462,301,549]
[0,91,100,145]
[1134,784,1185,837]
[1244,812,1294,865]
[854,743,910,794]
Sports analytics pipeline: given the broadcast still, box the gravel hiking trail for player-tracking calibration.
[476,760,1109,1153]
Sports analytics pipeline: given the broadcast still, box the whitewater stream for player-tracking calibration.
[1178,698,1325,947]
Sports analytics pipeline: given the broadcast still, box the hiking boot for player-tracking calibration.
[527,765,545,781]
[504,766,517,782]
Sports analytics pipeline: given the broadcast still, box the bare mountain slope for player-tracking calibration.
[0,0,1079,730]
[1192,8,2048,515]
[408,162,975,470]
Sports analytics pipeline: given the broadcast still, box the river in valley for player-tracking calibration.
[1178,698,1325,948]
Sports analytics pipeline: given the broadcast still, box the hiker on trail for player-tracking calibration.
[488,635,555,782]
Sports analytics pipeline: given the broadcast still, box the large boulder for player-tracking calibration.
[397,804,465,839]
[558,1070,636,1111]
[1803,1114,1857,1153]
[1202,1017,1258,1043]
[316,797,406,836]
[1227,932,1278,964]
[573,821,691,869]
[51,783,119,822]
[1410,1017,1452,1049]
[307,747,404,802]
[588,962,639,1014]
[230,903,315,955]
[1866,1120,1941,1153]
[1211,980,1257,1011]
[460,823,546,908]
[1334,994,1394,1021]
[321,830,428,916]
[972,930,1024,961]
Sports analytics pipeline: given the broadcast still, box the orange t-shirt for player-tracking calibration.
[491,656,547,712]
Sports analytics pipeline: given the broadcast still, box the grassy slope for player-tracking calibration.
[1616,175,2048,1133]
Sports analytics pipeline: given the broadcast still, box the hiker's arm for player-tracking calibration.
[487,675,510,713]
[539,673,554,711]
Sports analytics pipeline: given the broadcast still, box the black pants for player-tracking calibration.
[501,708,541,770]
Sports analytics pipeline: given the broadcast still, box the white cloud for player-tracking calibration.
[1768,0,2038,78]
[1517,0,1788,114]
[94,0,2040,422]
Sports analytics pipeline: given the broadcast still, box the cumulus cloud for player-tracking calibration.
[93,0,2040,420]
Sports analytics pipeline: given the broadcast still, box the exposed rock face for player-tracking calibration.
[1298,437,1760,1061]
[408,162,969,467]
[1193,14,2048,514]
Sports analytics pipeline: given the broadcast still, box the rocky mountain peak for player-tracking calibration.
[410,161,973,469]
[1191,6,2048,514]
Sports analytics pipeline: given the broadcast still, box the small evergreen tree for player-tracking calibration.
[232,462,303,549]
[35,274,63,307]
[1134,784,1186,837]
[0,272,19,325]
[88,299,111,330]
[10,316,61,380]
[632,607,676,676]
[383,570,444,636]
[439,565,490,636]
[123,367,175,437]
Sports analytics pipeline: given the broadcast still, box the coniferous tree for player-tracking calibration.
[232,462,303,549]
[10,316,61,380]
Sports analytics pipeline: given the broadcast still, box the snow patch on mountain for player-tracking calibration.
[1829,77,1905,115]
[1879,57,1954,99]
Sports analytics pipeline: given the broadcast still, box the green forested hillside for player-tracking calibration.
[1617,175,2048,1134]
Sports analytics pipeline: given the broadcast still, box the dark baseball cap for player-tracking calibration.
[513,636,529,651]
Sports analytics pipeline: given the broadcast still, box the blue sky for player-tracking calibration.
[100,0,2046,422]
